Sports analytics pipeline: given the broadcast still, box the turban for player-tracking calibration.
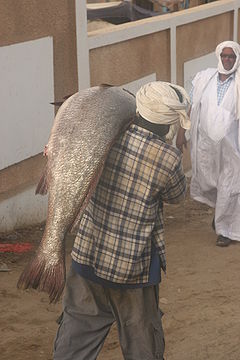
[136,81,190,139]
[216,41,240,119]
[216,41,240,75]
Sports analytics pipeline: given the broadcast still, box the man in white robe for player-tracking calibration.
[190,41,240,247]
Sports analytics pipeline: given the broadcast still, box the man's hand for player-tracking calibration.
[176,127,187,153]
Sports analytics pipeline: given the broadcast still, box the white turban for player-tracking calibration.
[136,81,191,139]
[216,41,240,119]
[216,41,240,75]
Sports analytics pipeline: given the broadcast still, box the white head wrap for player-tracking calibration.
[136,81,191,139]
[216,41,240,119]
[216,41,240,74]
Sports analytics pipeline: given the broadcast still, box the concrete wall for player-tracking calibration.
[0,0,78,100]
[176,11,234,84]
[0,37,55,171]
[89,30,170,86]
[1,0,240,231]
[0,0,78,232]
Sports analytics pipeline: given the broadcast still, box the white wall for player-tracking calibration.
[184,52,217,94]
[0,187,48,232]
[122,73,157,95]
[0,37,54,170]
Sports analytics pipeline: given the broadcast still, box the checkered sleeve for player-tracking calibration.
[161,158,186,204]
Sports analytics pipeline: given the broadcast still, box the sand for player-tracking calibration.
[1,190,240,360]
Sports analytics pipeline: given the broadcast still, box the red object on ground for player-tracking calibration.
[0,243,33,253]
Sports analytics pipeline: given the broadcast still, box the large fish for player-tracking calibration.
[17,85,136,303]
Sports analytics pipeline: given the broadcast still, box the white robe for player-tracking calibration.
[190,68,240,241]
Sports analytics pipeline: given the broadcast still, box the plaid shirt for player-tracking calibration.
[72,124,186,284]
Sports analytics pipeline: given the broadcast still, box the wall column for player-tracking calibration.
[75,0,90,90]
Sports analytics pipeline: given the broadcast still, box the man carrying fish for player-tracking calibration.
[53,81,190,360]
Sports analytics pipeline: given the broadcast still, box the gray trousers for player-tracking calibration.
[53,267,165,360]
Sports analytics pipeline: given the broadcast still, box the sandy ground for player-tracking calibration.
[1,188,240,360]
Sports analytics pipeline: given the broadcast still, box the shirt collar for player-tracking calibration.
[130,124,166,142]
[218,72,235,84]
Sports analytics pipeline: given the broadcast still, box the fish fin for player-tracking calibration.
[122,87,135,98]
[17,253,65,304]
[50,94,74,106]
[70,158,106,234]
[63,94,74,100]
[70,204,85,234]
[50,101,64,106]
[100,83,114,88]
[35,167,48,195]
[100,84,135,97]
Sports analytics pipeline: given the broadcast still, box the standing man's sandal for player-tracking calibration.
[216,235,231,247]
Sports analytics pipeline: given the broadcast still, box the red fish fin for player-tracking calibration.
[17,253,65,303]
[35,167,48,195]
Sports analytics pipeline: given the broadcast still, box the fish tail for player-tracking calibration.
[17,256,65,303]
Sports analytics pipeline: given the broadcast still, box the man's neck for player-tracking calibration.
[133,115,169,139]
[219,73,232,82]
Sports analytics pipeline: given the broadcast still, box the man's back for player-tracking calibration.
[72,123,186,284]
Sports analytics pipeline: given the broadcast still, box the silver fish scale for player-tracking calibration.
[41,86,136,266]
